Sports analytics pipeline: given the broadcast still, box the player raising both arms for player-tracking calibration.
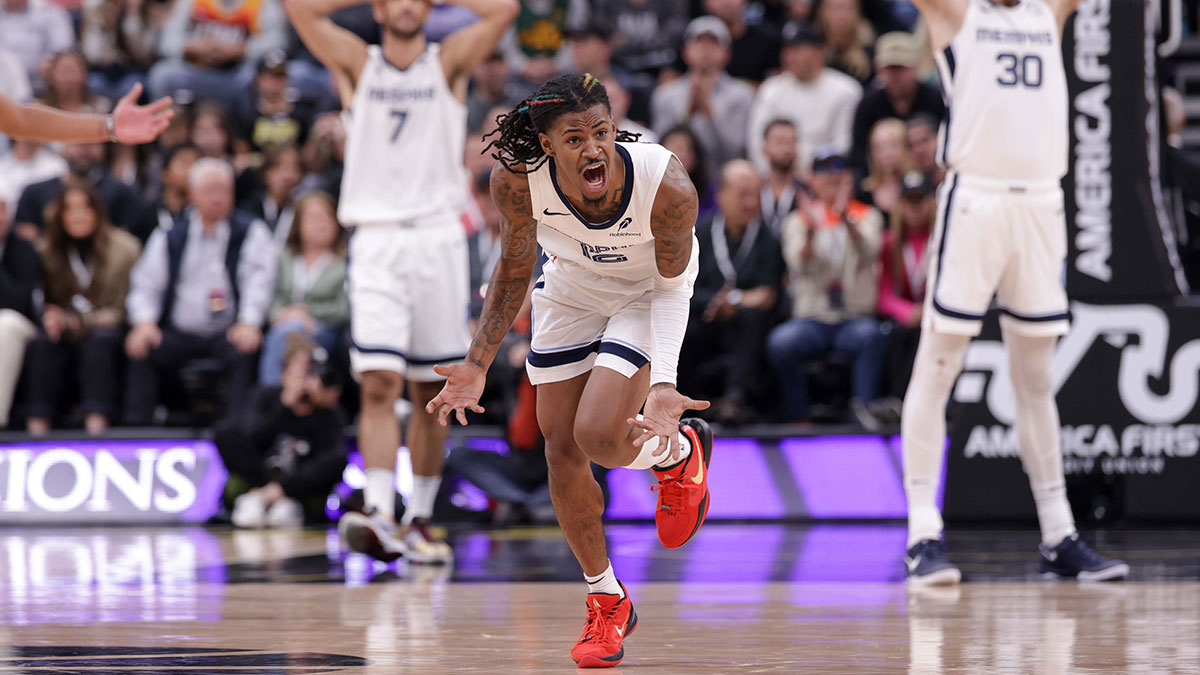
[901,0,1127,585]
[285,0,517,563]
[0,84,172,144]
[427,74,715,668]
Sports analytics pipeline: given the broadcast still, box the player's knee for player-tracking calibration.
[360,371,403,409]
[1012,364,1054,400]
[544,439,587,474]
[572,420,622,467]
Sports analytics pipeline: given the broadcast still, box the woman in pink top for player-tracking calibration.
[879,171,936,400]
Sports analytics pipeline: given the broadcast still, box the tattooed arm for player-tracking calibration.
[627,153,709,460]
[647,155,700,388]
[427,165,538,426]
[466,165,540,371]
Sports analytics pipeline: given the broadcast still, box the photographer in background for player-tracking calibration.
[217,333,347,528]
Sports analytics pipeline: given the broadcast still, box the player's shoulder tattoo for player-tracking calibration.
[489,165,538,259]
[651,155,699,277]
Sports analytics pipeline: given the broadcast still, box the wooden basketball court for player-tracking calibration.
[1,525,1197,673]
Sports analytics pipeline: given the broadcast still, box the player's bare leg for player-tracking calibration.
[340,370,407,561]
[401,379,455,563]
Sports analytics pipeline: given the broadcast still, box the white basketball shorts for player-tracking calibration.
[525,258,653,385]
[347,214,471,381]
[924,171,1070,338]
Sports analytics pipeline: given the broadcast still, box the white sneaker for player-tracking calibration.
[338,509,406,562]
[231,492,267,529]
[266,497,304,528]
[401,518,454,565]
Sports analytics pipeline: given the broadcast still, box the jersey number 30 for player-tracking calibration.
[996,53,1042,88]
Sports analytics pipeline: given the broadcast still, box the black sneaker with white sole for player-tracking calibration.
[1038,533,1129,581]
[905,539,962,587]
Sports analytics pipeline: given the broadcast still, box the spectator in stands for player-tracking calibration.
[877,170,933,403]
[135,143,200,243]
[297,112,346,200]
[567,24,650,125]
[40,51,112,115]
[0,0,74,80]
[500,0,585,89]
[767,148,885,428]
[661,125,717,220]
[704,0,781,83]
[14,142,144,239]
[219,333,347,528]
[652,17,754,181]
[817,0,874,83]
[122,157,276,425]
[591,0,688,77]
[759,118,808,234]
[856,117,910,213]
[445,438,555,524]
[748,21,861,178]
[260,191,347,385]
[602,76,654,143]
[0,193,40,429]
[467,50,522,133]
[0,139,67,208]
[232,50,320,156]
[149,0,289,111]
[0,45,31,104]
[683,160,784,425]
[24,181,141,436]
[80,0,166,104]
[850,32,944,174]
[239,144,304,244]
[191,102,258,200]
[905,113,942,185]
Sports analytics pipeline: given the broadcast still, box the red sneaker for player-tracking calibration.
[571,582,638,668]
[651,418,714,549]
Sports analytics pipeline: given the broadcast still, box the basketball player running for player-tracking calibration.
[427,74,715,667]
[0,84,172,144]
[285,0,517,563]
[903,0,1128,584]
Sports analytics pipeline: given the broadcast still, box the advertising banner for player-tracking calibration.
[0,440,227,523]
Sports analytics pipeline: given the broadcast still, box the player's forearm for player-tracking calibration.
[649,276,693,387]
[444,0,519,22]
[465,259,533,371]
[1,102,112,143]
[284,0,366,19]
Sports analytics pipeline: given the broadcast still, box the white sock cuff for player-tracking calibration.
[403,474,441,524]
[585,561,624,597]
[624,430,691,471]
[364,468,395,520]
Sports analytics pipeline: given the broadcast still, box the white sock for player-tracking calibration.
[584,561,624,598]
[1005,332,1077,548]
[626,432,692,471]
[364,468,395,520]
[902,332,971,549]
[403,474,441,524]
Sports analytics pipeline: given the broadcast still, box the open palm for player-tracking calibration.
[111,83,174,144]
[628,386,710,464]
[426,362,487,426]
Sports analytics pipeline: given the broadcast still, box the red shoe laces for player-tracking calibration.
[579,600,621,644]
[651,475,701,512]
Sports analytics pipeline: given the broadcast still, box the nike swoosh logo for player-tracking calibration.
[615,626,623,637]
[690,449,705,485]
[906,556,920,572]
[543,208,571,217]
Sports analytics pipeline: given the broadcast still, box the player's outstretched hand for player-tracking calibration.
[426,361,487,427]
[111,83,174,144]
[628,385,710,465]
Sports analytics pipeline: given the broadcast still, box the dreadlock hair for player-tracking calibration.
[483,73,641,174]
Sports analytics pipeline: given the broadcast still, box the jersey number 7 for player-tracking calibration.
[390,109,408,142]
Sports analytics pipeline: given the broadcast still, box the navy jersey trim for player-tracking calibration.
[547,144,635,231]
[528,339,602,368]
[930,173,983,322]
[351,340,465,366]
[598,341,650,369]
[999,307,1071,323]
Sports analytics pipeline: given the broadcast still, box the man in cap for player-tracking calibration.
[850,32,946,174]
[767,146,886,429]
[651,16,754,179]
[748,20,861,177]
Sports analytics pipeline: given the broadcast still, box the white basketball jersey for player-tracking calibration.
[339,44,467,225]
[934,0,1067,181]
[527,142,673,283]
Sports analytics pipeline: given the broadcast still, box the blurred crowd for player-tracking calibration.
[0,0,960,443]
